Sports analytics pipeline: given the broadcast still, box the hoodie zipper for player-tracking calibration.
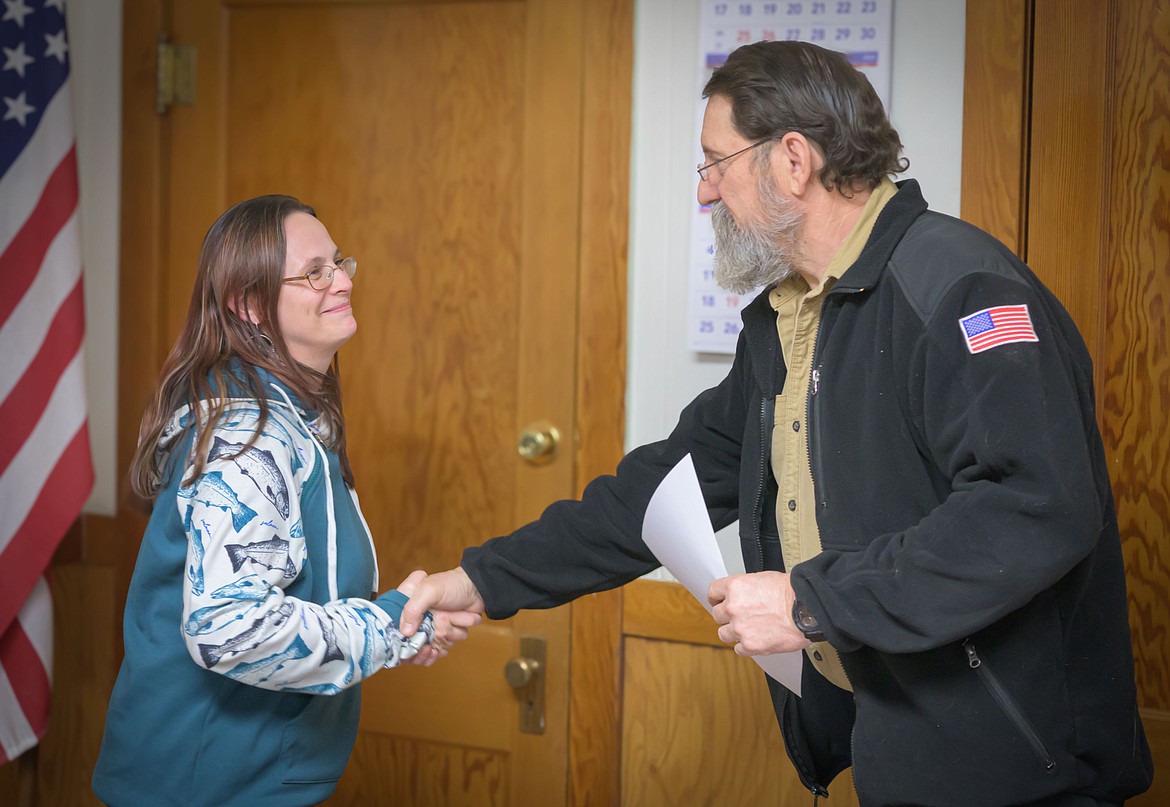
[963,641,1056,772]
[270,384,343,602]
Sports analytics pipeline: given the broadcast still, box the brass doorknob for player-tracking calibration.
[517,422,560,465]
[504,656,542,689]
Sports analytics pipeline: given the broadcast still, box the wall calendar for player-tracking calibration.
[688,0,893,353]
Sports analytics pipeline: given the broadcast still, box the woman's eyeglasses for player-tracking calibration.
[281,257,357,290]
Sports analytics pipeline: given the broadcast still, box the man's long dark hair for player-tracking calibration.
[704,40,908,194]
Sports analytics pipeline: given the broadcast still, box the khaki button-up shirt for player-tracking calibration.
[769,178,897,690]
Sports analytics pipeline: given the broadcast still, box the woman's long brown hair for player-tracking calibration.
[129,194,354,501]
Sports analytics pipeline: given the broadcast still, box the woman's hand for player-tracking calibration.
[403,608,482,666]
[396,569,483,666]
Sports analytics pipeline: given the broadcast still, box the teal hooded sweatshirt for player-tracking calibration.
[93,369,417,806]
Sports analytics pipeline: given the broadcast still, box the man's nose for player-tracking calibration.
[697,175,720,207]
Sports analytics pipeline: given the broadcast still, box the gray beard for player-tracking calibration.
[711,176,806,294]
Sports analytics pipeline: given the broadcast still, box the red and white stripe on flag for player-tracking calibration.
[958,304,1039,355]
[1,1,94,765]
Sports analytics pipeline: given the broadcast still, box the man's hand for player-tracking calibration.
[397,567,485,665]
[708,571,810,655]
[400,608,483,666]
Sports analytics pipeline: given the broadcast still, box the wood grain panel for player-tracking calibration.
[1131,709,1170,806]
[0,565,117,807]
[966,0,1170,785]
[513,0,583,526]
[569,589,622,807]
[507,2,586,802]
[568,0,633,803]
[358,624,516,751]
[621,637,859,807]
[623,578,722,648]
[1102,0,1170,711]
[81,513,120,568]
[117,0,168,619]
[118,0,605,803]
[1027,0,1111,375]
[329,731,508,807]
[960,0,1030,254]
[165,3,225,348]
[212,3,581,804]
[223,2,528,581]
[118,0,167,469]
[0,753,33,807]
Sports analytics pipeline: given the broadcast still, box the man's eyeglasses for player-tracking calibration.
[281,257,357,290]
[696,138,774,181]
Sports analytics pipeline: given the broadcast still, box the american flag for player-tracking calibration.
[0,0,94,765]
[958,304,1039,355]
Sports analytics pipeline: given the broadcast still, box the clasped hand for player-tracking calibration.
[708,570,811,656]
[394,569,484,666]
[392,568,816,663]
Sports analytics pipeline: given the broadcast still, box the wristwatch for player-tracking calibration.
[792,600,826,643]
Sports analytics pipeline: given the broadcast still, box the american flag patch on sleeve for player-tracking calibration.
[958,304,1039,354]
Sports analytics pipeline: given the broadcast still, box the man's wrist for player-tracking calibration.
[792,599,826,643]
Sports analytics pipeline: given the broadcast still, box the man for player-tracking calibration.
[402,41,1153,805]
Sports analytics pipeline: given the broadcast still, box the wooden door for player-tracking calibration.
[148,0,594,803]
[961,1,1170,803]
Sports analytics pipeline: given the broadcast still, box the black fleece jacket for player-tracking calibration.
[461,180,1153,806]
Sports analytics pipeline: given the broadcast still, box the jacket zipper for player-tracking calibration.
[963,641,1057,771]
[763,394,826,799]
[778,309,832,801]
[778,701,830,800]
[752,396,767,571]
[806,365,820,503]
[807,307,827,511]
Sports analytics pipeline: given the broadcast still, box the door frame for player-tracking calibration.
[118,1,632,803]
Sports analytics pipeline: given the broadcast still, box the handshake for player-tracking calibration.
[392,567,485,667]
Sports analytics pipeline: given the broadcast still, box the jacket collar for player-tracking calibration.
[740,179,929,397]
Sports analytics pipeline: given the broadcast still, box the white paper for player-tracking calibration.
[642,454,804,696]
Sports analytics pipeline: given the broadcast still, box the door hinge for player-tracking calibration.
[157,36,196,114]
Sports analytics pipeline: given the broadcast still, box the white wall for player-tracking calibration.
[626,0,967,575]
[72,0,965,524]
[70,0,122,515]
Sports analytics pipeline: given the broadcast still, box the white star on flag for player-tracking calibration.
[2,89,33,125]
[43,29,67,62]
[44,0,65,10]
[1,0,34,28]
[3,40,34,77]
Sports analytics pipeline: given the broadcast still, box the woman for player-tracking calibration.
[93,195,476,806]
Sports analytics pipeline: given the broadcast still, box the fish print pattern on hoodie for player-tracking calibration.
[176,399,414,689]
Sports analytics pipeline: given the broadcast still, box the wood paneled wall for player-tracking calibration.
[1099,0,1170,714]
[4,1,636,805]
[963,2,1170,804]
[959,0,1030,256]
[0,517,117,807]
[621,581,859,806]
[566,0,633,799]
